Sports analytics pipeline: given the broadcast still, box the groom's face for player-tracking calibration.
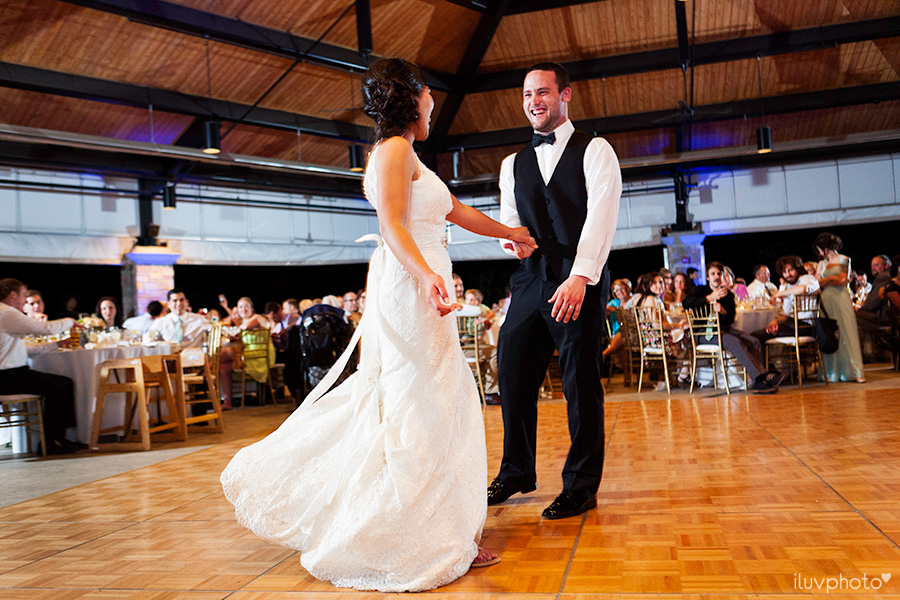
[523,70,570,134]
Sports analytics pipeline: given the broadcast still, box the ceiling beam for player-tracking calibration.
[355,0,373,64]
[444,80,900,150]
[0,62,371,142]
[425,0,510,153]
[470,15,900,92]
[56,0,456,91]
[505,0,603,15]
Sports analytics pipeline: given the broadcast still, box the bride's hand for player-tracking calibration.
[424,272,461,317]
[504,226,538,259]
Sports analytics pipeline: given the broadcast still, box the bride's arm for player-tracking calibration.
[373,137,460,316]
[446,195,537,258]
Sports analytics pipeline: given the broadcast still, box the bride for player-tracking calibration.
[221,58,537,592]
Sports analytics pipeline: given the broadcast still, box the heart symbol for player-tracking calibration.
[883,574,892,583]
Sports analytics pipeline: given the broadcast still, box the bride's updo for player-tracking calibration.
[362,58,426,143]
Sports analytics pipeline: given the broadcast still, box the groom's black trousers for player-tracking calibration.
[497,265,609,494]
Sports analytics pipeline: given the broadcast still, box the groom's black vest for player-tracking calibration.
[513,130,593,284]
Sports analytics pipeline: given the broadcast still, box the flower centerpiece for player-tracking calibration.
[78,315,107,346]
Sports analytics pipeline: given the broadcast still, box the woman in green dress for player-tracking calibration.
[814,232,865,383]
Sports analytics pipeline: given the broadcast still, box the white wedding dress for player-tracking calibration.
[221,148,487,592]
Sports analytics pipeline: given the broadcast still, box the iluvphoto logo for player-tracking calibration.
[794,572,891,593]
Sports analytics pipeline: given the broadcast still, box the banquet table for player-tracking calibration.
[28,343,176,445]
[734,308,777,333]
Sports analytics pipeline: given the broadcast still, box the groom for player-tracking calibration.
[489,63,622,519]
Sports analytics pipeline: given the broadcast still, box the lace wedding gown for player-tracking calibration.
[221,148,487,592]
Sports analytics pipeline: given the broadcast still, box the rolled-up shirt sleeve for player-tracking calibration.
[571,138,622,285]
[498,152,521,257]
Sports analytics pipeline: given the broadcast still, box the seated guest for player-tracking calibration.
[320,295,343,310]
[149,289,211,348]
[0,278,79,454]
[857,254,892,333]
[686,267,699,284]
[222,297,270,331]
[299,298,315,314]
[357,289,367,315]
[747,264,777,300]
[452,273,465,304]
[603,279,632,362]
[684,263,781,392]
[624,272,666,309]
[122,300,165,335]
[95,296,122,329]
[56,295,79,320]
[752,255,820,341]
[342,291,361,327]
[282,299,301,329]
[660,268,675,304]
[670,272,692,307]
[23,290,48,321]
[464,288,499,405]
[875,255,900,353]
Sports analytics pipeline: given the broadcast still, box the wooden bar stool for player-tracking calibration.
[0,394,46,456]
[90,356,185,452]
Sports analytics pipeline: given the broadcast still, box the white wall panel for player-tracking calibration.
[158,186,203,239]
[19,172,83,234]
[247,191,293,243]
[628,190,675,227]
[895,155,900,205]
[0,167,18,230]
[200,188,248,241]
[81,174,138,237]
[838,156,894,208]
[785,161,840,213]
[734,167,788,218]
[690,170,735,221]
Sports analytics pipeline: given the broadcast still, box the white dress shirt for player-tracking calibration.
[122,313,154,335]
[780,274,820,321]
[148,312,210,348]
[0,303,74,370]
[747,279,778,299]
[499,119,622,285]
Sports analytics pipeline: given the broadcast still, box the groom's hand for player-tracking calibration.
[549,275,588,323]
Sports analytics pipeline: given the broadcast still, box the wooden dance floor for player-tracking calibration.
[3,375,900,599]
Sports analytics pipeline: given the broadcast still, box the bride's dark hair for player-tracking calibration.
[362,58,426,143]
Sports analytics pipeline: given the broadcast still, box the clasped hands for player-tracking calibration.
[502,226,538,260]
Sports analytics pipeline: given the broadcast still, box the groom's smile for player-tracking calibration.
[522,69,571,134]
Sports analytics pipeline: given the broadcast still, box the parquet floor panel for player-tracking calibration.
[2,378,899,598]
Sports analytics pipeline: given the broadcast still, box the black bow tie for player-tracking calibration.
[532,132,556,147]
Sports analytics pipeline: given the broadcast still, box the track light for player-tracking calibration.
[754,55,772,154]
[349,144,365,171]
[757,126,772,154]
[203,120,221,155]
[163,181,177,210]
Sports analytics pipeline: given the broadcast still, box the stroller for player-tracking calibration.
[297,304,355,403]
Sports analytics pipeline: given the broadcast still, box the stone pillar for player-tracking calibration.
[121,246,181,318]
[662,232,707,285]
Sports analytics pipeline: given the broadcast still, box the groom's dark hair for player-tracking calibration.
[526,62,570,92]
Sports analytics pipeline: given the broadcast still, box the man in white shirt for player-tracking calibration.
[0,278,79,454]
[752,255,821,342]
[746,264,778,300]
[122,300,165,335]
[488,63,622,520]
[149,288,210,348]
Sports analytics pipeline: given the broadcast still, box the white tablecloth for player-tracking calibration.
[734,309,776,333]
[29,343,175,444]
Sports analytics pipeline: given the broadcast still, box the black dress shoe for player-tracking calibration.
[487,477,536,506]
[46,439,79,456]
[484,393,501,405]
[541,489,597,519]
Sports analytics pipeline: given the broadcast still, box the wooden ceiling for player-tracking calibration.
[1,0,899,186]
